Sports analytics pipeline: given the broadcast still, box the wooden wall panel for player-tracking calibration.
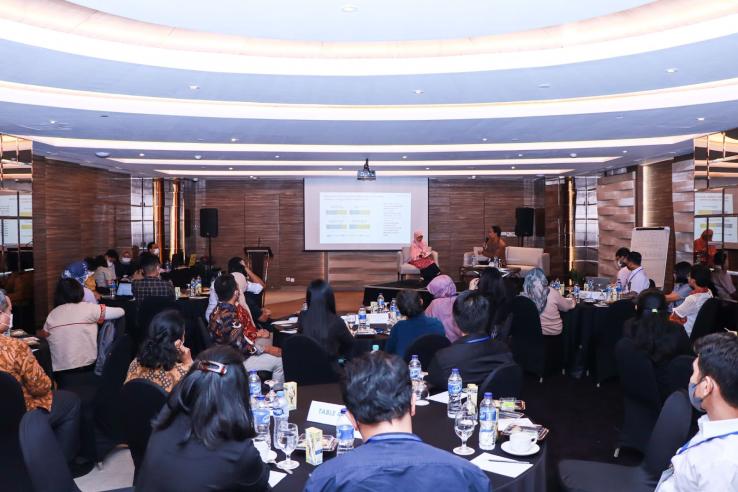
[598,172,636,279]
[672,158,695,264]
[545,180,568,279]
[33,159,132,326]
[642,161,676,289]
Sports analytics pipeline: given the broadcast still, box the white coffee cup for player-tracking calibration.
[509,431,537,453]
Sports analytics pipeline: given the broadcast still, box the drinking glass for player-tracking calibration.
[413,378,429,406]
[276,422,299,470]
[453,407,477,455]
[264,380,277,405]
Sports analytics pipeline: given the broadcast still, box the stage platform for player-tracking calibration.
[363,279,466,306]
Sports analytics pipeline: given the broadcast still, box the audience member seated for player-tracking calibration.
[623,251,650,295]
[693,228,716,266]
[62,260,98,303]
[665,261,693,311]
[425,274,463,342]
[304,351,490,492]
[117,249,135,278]
[297,279,353,359]
[522,268,575,336]
[712,250,737,301]
[208,274,284,382]
[408,230,441,283]
[125,309,193,393]
[655,332,738,491]
[92,254,116,291]
[623,290,692,400]
[144,241,161,258]
[205,257,267,323]
[480,225,506,260]
[0,290,82,463]
[40,278,125,374]
[385,289,444,357]
[614,246,631,289]
[132,253,175,301]
[136,346,270,492]
[670,264,713,337]
[427,291,512,389]
[477,267,515,339]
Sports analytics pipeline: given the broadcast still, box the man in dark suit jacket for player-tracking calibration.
[427,290,512,389]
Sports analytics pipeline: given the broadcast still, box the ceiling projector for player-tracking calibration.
[357,159,376,181]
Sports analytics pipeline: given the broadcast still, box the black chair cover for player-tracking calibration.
[478,362,523,402]
[594,300,635,385]
[615,337,662,453]
[510,296,562,379]
[19,409,81,492]
[0,371,33,491]
[402,333,451,369]
[689,297,720,344]
[120,378,168,480]
[664,355,696,401]
[136,296,178,349]
[558,390,692,492]
[282,335,339,386]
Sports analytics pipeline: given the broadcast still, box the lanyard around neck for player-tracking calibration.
[676,430,738,455]
[465,336,491,344]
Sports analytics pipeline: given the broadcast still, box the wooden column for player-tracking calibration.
[153,178,165,262]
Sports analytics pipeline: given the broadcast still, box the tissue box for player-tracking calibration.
[284,381,297,411]
[305,427,323,465]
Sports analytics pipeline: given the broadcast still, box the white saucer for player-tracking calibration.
[260,450,277,462]
[501,441,540,456]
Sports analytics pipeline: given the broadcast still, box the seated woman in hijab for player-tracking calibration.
[425,275,463,342]
[408,230,441,283]
[522,268,575,336]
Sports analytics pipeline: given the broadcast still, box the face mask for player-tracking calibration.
[107,260,114,268]
[120,257,131,265]
[1,312,12,331]
[152,249,160,255]
[688,381,706,412]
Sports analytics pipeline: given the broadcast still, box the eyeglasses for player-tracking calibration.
[196,360,228,376]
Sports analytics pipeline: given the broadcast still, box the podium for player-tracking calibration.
[244,246,273,306]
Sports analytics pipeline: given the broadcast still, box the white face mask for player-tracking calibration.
[152,248,160,255]
[107,260,114,268]
[1,312,12,331]
[120,257,131,265]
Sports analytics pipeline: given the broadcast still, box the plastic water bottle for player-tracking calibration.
[336,408,355,455]
[248,370,261,407]
[358,306,367,330]
[377,293,385,311]
[478,392,498,450]
[252,395,271,445]
[190,277,197,296]
[572,284,580,301]
[616,280,623,300]
[196,276,202,295]
[301,301,308,311]
[109,279,117,298]
[408,355,422,381]
[272,390,289,445]
[447,368,463,418]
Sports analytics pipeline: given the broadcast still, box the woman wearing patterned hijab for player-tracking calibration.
[408,230,441,283]
[522,268,575,335]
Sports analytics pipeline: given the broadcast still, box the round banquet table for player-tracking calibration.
[270,384,546,492]
[272,321,389,357]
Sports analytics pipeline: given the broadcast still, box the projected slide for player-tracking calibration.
[319,192,411,244]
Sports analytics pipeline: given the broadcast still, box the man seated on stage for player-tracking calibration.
[427,290,512,389]
[614,246,630,289]
[656,332,738,491]
[623,251,650,295]
[208,273,284,382]
[132,253,175,301]
[480,225,506,260]
[304,351,490,492]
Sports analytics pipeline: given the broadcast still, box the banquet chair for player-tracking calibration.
[0,371,33,491]
[478,362,523,403]
[403,333,451,369]
[136,296,178,349]
[664,355,696,399]
[509,296,563,382]
[614,337,662,456]
[19,409,81,492]
[282,335,339,385]
[120,378,168,481]
[688,297,720,344]
[558,390,692,492]
[593,300,635,386]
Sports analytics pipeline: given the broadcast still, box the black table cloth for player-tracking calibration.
[271,383,546,492]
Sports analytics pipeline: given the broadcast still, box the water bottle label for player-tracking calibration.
[448,381,462,395]
[273,408,284,418]
[359,313,367,321]
[249,382,261,396]
[337,425,354,441]
[480,408,496,421]
[253,410,270,426]
[410,367,421,379]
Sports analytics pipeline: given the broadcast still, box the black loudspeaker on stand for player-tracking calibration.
[200,208,219,269]
[515,207,535,242]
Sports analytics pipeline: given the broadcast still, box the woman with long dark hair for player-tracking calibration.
[125,309,193,393]
[477,268,515,339]
[136,345,269,492]
[298,279,353,358]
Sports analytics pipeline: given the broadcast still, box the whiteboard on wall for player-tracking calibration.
[630,227,670,289]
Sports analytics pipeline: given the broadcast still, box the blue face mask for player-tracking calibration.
[688,381,706,412]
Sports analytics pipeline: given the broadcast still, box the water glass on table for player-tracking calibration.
[276,422,299,471]
[453,407,477,456]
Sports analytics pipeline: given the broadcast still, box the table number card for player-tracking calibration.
[367,313,389,324]
[306,401,345,426]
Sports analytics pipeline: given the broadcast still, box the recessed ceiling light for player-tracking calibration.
[517,153,524,157]
[511,166,516,169]
[538,83,551,89]
[338,167,343,170]
[250,175,257,180]
[194,154,202,159]
[230,138,239,142]
[696,117,705,121]
[471,176,477,180]
[114,166,122,169]
[622,150,628,154]
[482,138,488,142]
[666,68,678,73]
[425,167,430,170]
[341,4,358,13]
[49,119,56,124]
[615,115,625,119]
[228,167,234,170]
[570,153,577,158]
[192,177,199,182]
[95,151,110,158]
[139,153,145,157]
[275,155,280,158]
[188,84,200,90]
[413,89,424,95]
[402,155,407,159]
[536,174,544,177]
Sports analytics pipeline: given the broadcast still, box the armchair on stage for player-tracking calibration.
[396,247,440,281]
[463,246,550,277]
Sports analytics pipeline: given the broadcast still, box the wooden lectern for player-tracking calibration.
[244,246,273,306]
